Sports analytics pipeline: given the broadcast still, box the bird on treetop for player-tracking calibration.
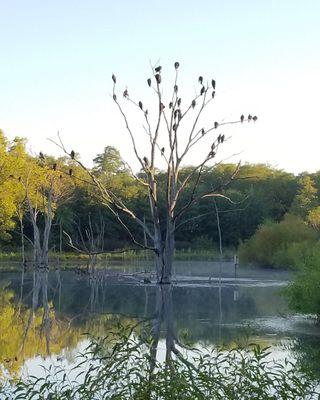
[123,89,128,98]
[201,128,205,136]
[212,79,216,89]
[177,98,181,107]
[39,152,45,159]
[214,121,219,129]
[191,99,196,108]
[253,116,258,122]
[155,66,162,73]
[70,150,75,159]
[169,102,173,109]
[155,74,161,84]
[174,84,178,92]
[174,62,179,69]
[240,114,245,123]
[161,147,165,154]
[143,157,149,166]
[112,74,116,83]
[147,78,151,87]
[139,101,143,110]
[200,86,205,95]
[221,134,225,143]
[199,76,203,84]
[248,114,252,121]
[212,91,215,98]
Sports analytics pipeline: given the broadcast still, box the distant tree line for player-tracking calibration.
[1,129,320,256]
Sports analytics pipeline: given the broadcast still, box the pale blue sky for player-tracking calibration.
[1,0,319,172]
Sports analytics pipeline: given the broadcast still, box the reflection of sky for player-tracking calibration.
[1,1,320,173]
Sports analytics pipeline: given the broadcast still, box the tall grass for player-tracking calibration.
[2,333,319,399]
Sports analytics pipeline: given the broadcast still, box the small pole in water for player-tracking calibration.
[234,254,239,280]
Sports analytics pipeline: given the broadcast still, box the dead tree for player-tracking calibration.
[55,62,256,284]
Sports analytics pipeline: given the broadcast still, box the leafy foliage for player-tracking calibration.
[3,334,319,399]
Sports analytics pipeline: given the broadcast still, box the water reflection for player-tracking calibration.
[0,264,319,380]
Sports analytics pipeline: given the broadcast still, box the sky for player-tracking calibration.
[0,0,320,174]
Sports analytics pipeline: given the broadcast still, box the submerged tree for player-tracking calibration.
[56,62,256,283]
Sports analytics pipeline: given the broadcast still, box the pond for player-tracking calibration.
[0,260,320,384]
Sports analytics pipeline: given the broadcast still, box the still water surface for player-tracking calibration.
[0,260,319,381]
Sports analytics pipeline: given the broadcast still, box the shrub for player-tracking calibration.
[238,214,318,268]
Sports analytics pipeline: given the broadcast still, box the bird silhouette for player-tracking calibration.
[69,169,73,176]
[160,102,165,112]
[201,128,205,136]
[112,74,116,83]
[174,62,180,69]
[155,66,162,73]
[161,147,165,154]
[212,79,216,89]
[143,157,149,166]
[174,85,178,92]
[248,114,252,121]
[70,150,75,159]
[212,91,215,98]
[52,163,57,171]
[221,134,225,143]
[123,89,128,98]
[169,102,173,109]
[214,121,219,129]
[155,74,161,84]
[253,116,258,122]
[191,99,196,108]
[39,152,45,159]
[147,78,151,87]
[199,76,203,84]
[113,94,117,101]
[240,115,245,123]
[200,86,205,95]
[139,101,143,110]
[177,98,181,107]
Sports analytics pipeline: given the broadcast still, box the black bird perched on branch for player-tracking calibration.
[200,86,205,95]
[201,128,205,136]
[143,157,149,166]
[214,121,219,129]
[123,89,128,98]
[240,114,245,123]
[212,91,215,98]
[212,79,216,89]
[221,134,225,143]
[147,78,151,87]
[113,94,117,101]
[177,98,181,107]
[70,150,75,159]
[138,101,143,110]
[161,147,165,155]
[39,152,45,160]
[199,76,203,84]
[112,74,116,83]
[248,114,252,121]
[169,102,173,109]
[155,66,162,73]
[253,116,258,122]
[174,85,178,93]
[155,74,161,84]
[160,103,165,112]
[69,169,73,176]
[52,163,57,171]
[191,99,196,108]
[174,62,179,69]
